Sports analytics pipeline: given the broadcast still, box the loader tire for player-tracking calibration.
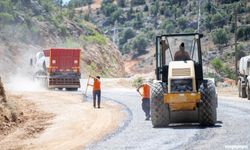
[151,82,170,127]
[198,80,217,126]
[238,80,247,98]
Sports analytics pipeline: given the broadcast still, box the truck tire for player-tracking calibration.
[150,82,170,127]
[247,84,250,100]
[238,80,247,98]
[66,88,78,91]
[198,80,217,126]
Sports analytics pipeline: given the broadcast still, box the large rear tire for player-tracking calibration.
[150,82,170,127]
[238,80,247,98]
[247,83,250,100]
[198,80,217,126]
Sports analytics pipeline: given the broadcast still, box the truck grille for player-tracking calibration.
[49,78,80,86]
[171,79,193,93]
[172,68,191,76]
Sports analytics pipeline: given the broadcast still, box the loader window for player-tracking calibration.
[160,35,200,66]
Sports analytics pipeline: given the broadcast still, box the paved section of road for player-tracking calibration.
[86,89,250,150]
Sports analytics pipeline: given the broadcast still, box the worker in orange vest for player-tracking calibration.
[89,76,101,108]
[137,82,151,120]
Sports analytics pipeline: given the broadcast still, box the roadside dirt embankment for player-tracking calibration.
[0,77,125,150]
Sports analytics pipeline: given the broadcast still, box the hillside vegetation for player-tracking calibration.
[70,0,250,79]
[0,0,125,80]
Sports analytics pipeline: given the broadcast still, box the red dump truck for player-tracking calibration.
[32,48,81,91]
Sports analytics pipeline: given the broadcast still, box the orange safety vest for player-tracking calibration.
[141,84,150,99]
[93,79,101,91]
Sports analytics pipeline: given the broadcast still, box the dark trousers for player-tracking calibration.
[142,98,150,118]
[93,90,101,107]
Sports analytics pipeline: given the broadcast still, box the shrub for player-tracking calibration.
[0,13,14,25]
[160,20,175,33]
[117,0,126,7]
[211,58,223,73]
[132,35,148,55]
[101,2,118,16]
[81,32,107,45]
[211,28,229,46]
[177,17,188,30]
[131,0,145,6]
[120,28,136,44]
[111,8,123,23]
[132,77,144,88]
[237,26,250,41]
[211,12,226,28]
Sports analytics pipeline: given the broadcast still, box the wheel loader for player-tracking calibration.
[151,33,217,127]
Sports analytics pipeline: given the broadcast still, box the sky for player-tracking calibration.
[62,0,71,5]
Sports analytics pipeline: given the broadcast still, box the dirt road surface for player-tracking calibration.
[1,88,124,150]
[86,88,250,150]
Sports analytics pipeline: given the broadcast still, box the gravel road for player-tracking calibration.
[86,88,250,150]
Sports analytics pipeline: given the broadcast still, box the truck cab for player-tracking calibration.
[238,56,250,100]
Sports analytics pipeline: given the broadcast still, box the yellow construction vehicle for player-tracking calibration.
[151,33,217,127]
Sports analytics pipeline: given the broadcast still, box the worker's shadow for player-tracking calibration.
[155,121,223,129]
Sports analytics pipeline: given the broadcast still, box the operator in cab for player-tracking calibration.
[174,42,191,61]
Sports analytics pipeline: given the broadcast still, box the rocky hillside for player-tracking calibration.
[0,77,17,134]
[0,0,125,82]
[71,0,250,79]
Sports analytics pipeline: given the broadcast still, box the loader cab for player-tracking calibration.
[155,33,204,91]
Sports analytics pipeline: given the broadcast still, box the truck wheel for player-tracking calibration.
[198,80,217,126]
[150,82,170,127]
[239,80,247,98]
[247,84,250,100]
[58,88,63,91]
[66,88,78,91]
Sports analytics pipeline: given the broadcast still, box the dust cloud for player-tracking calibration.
[6,75,45,92]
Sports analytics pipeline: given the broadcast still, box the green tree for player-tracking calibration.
[160,20,174,33]
[117,0,126,7]
[204,15,214,31]
[237,26,250,41]
[0,0,12,13]
[120,28,136,45]
[211,12,226,28]
[111,8,123,23]
[131,0,145,6]
[133,13,143,29]
[150,4,158,17]
[144,5,148,12]
[101,2,118,16]
[211,58,223,73]
[212,28,229,46]
[132,35,148,55]
[0,13,14,25]
[177,17,188,30]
